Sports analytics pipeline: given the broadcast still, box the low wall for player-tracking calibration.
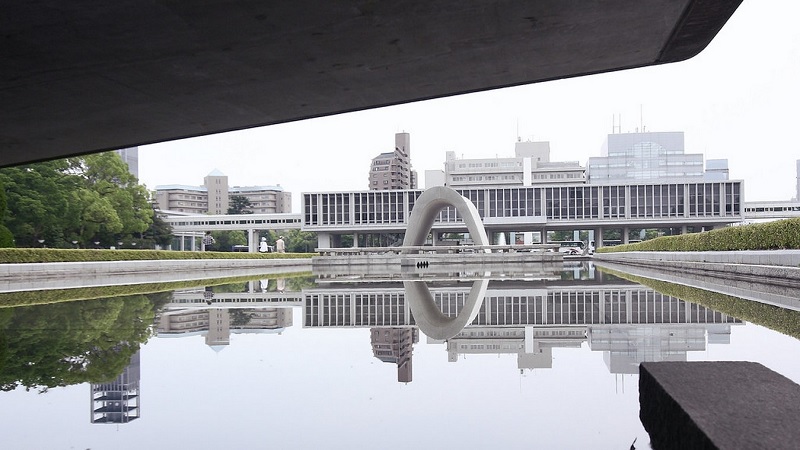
[595,250,800,288]
[0,259,312,292]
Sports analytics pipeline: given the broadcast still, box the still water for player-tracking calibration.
[1,262,799,450]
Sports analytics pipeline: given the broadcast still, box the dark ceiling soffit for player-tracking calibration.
[115,1,744,152]
[658,0,744,63]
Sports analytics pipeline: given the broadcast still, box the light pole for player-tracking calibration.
[118,241,123,249]
[132,242,137,249]
[37,239,45,248]
[72,240,78,248]
[94,241,100,249]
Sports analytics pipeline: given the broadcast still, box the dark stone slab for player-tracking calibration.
[640,361,800,450]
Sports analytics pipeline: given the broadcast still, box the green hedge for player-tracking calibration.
[598,266,800,340]
[0,248,313,264]
[598,218,800,253]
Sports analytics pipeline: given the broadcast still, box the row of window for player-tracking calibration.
[303,290,740,327]
[304,182,742,226]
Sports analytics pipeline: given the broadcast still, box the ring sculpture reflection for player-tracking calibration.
[401,187,491,339]
[403,279,489,340]
[401,186,490,250]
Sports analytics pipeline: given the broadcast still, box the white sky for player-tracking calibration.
[140,0,800,212]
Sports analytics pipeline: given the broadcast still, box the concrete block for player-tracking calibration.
[640,361,800,450]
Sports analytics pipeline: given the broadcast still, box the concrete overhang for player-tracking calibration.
[0,0,741,167]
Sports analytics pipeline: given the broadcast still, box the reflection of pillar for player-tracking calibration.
[90,351,141,424]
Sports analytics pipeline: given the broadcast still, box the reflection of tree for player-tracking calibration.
[229,310,254,327]
[0,294,156,392]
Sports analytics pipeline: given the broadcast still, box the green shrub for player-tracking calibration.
[0,248,313,264]
[597,218,800,252]
[598,266,800,340]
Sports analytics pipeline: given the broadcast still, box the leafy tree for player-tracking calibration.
[142,213,173,249]
[265,229,317,253]
[211,230,247,251]
[0,152,153,248]
[0,160,76,247]
[0,181,14,247]
[0,294,157,391]
[228,195,253,214]
[68,152,152,242]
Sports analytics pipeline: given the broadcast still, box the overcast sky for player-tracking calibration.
[139,0,800,211]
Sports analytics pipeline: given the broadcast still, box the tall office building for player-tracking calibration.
[155,169,291,214]
[115,147,139,179]
[587,131,727,183]
[368,132,417,190]
[90,351,141,424]
[430,140,585,189]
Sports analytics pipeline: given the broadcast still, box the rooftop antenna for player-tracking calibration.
[612,114,622,134]
[640,105,645,133]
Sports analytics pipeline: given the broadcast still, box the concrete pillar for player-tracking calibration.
[353,232,359,248]
[596,227,604,248]
[190,235,197,251]
[248,228,257,252]
[681,225,688,235]
[317,232,332,249]
[623,226,630,244]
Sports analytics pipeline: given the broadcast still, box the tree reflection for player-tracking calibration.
[0,294,161,392]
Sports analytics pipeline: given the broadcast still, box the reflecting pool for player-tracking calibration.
[1,262,799,449]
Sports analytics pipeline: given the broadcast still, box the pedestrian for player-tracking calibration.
[276,235,285,253]
[259,237,269,253]
[202,231,215,251]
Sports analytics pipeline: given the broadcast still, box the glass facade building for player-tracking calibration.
[588,132,706,183]
[303,180,743,231]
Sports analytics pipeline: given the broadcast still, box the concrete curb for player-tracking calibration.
[594,250,800,288]
[0,258,313,292]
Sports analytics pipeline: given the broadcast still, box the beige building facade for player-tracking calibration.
[155,169,291,214]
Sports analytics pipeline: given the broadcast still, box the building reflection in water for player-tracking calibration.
[370,328,419,383]
[150,268,742,385]
[90,351,141,424]
[304,269,742,379]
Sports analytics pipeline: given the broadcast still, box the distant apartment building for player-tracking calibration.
[369,132,417,190]
[155,169,291,214]
[371,327,418,383]
[426,140,585,188]
[587,131,727,183]
[115,147,139,179]
[157,307,293,349]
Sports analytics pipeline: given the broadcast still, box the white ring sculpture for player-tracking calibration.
[402,186,489,249]
[401,187,491,339]
[403,279,489,340]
